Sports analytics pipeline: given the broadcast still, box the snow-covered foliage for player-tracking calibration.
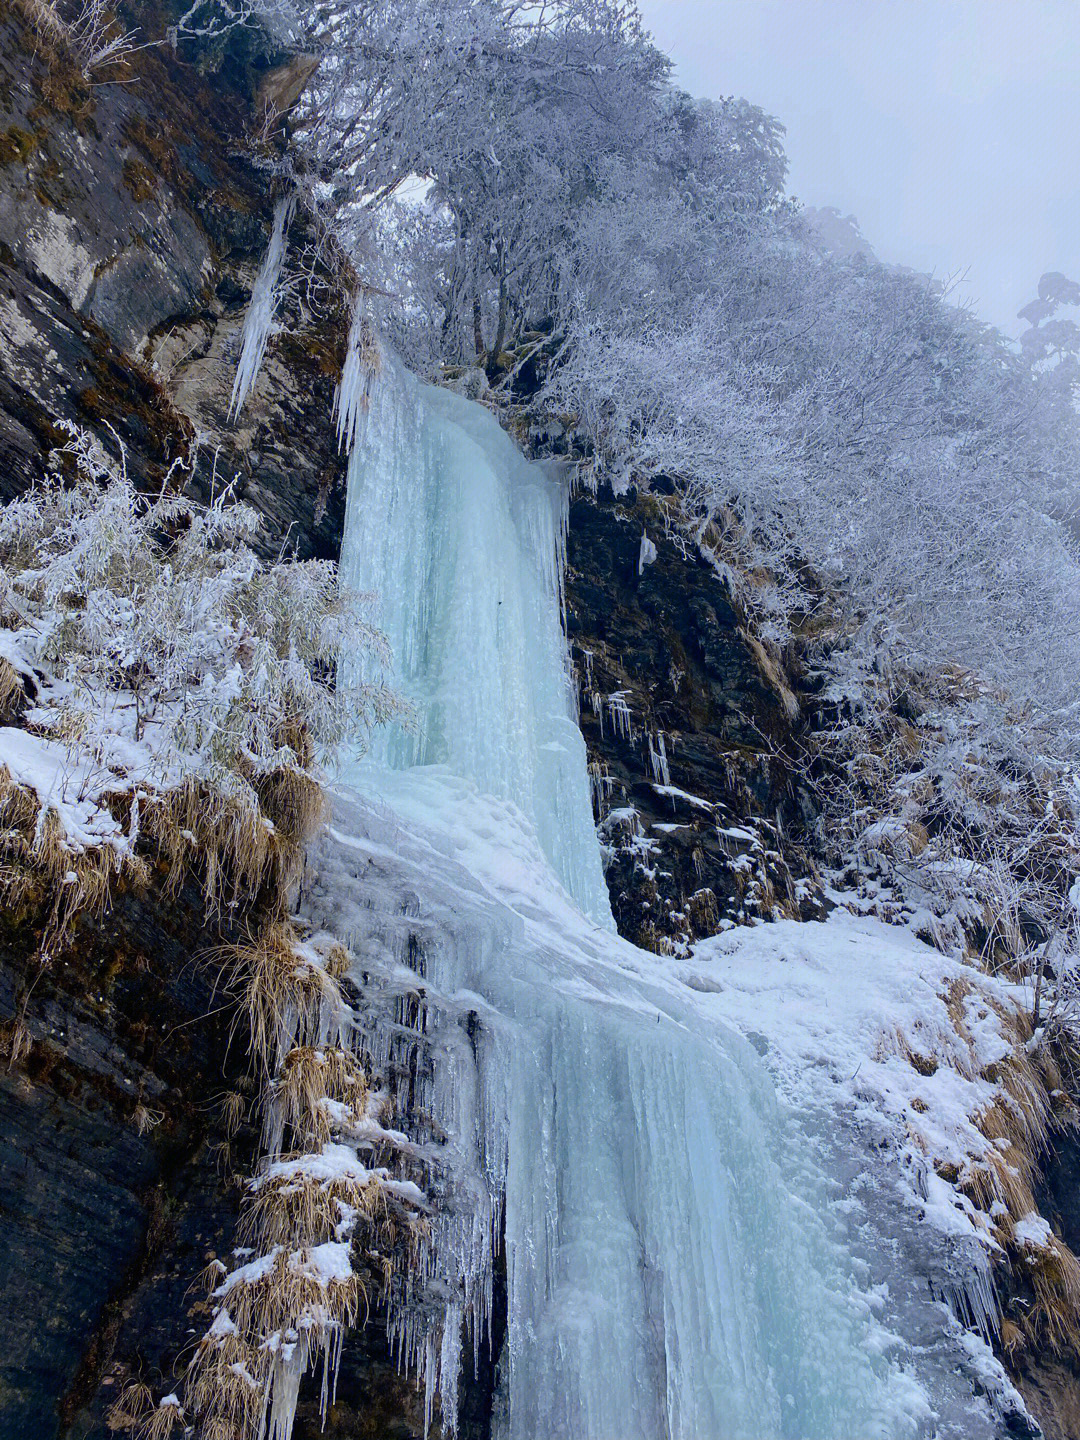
[14,0,142,76]
[0,426,400,925]
[192,0,669,373]
[553,191,1080,734]
[806,659,1080,1038]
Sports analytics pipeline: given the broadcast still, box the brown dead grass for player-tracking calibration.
[225,922,347,1077]
[940,981,1080,1350]
[104,1380,153,1433]
[141,765,324,920]
[264,1044,370,1155]
[0,658,22,721]
[184,1335,267,1440]
[218,1247,363,1342]
[135,1400,185,1440]
[239,1164,386,1251]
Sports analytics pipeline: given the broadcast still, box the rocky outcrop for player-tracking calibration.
[565,483,824,955]
[0,0,347,561]
[0,876,249,1438]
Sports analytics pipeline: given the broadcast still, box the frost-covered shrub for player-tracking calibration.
[807,656,1080,1031]
[15,0,141,76]
[0,426,402,916]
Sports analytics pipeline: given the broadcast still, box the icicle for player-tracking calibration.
[333,292,380,455]
[647,729,670,786]
[229,195,295,421]
[605,690,633,741]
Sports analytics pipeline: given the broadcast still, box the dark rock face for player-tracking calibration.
[565,484,824,954]
[0,881,250,1440]
[1004,1134,1080,1440]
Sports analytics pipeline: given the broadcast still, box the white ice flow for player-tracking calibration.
[311,355,957,1438]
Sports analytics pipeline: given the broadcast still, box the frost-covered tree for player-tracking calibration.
[188,0,669,372]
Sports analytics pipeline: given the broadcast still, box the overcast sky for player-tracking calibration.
[636,0,1080,337]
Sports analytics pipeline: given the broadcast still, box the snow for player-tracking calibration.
[683,914,1029,1275]
[260,1142,425,1208]
[208,1308,238,1337]
[301,1241,353,1285]
[0,726,128,852]
[652,781,714,810]
[1014,1212,1054,1250]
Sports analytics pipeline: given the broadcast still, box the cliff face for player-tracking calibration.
[564,484,824,956]
[0,7,366,1436]
[0,0,346,560]
[1,7,1078,1439]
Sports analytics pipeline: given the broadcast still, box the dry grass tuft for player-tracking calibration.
[1,1016,33,1068]
[141,767,323,921]
[255,761,326,853]
[264,1044,369,1155]
[219,1246,363,1340]
[132,1102,164,1136]
[219,1089,247,1137]
[12,0,68,49]
[1024,1237,1080,1351]
[999,1316,1025,1357]
[135,1398,185,1440]
[184,1335,268,1440]
[104,1380,153,1432]
[929,980,1080,1349]
[0,659,23,722]
[226,922,348,1077]
[239,1164,386,1252]
[888,973,1080,1350]
[0,765,148,953]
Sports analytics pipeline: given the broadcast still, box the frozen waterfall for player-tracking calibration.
[315,358,934,1438]
[337,355,611,926]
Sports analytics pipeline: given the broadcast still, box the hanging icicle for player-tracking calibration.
[333,290,382,455]
[229,193,296,421]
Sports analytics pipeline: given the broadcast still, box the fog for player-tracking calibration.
[638,0,1080,338]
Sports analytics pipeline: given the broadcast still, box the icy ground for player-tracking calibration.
[303,766,1032,1439]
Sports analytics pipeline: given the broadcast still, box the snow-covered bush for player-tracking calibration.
[0,426,402,929]
[805,654,1080,1050]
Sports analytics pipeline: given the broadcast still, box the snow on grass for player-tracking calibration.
[0,725,128,852]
